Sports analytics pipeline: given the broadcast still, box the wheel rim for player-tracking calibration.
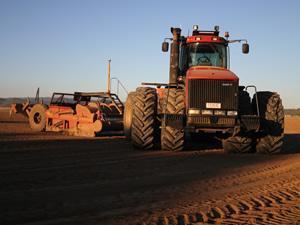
[33,112,42,124]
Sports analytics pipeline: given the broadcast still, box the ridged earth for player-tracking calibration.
[0,107,299,225]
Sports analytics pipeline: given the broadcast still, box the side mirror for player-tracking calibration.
[162,42,169,52]
[242,43,249,54]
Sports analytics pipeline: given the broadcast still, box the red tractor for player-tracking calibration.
[124,25,284,154]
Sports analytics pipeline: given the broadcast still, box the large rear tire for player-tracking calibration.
[123,92,136,139]
[253,92,284,154]
[29,104,48,132]
[131,87,157,150]
[161,88,185,151]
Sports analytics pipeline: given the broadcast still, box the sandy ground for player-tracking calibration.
[0,107,299,225]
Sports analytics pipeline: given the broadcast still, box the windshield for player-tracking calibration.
[187,43,227,68]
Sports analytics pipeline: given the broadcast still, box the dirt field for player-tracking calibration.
[0,107,299,225]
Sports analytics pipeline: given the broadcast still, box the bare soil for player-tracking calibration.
[0,107,299,225]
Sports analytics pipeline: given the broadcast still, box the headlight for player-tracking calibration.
[201,109,213,115]
[188,109,201,115]
[227,110,238,116]
[214,110,226,115]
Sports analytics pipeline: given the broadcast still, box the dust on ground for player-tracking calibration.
[0,107,299,225]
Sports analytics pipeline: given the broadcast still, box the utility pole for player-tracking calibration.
[107,59,111,93]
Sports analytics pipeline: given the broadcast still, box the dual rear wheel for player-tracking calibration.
[123,87,184,151]
[223,91,284,154]
[254,92,284,154]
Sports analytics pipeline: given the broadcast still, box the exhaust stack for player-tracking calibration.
[169,27,181,84]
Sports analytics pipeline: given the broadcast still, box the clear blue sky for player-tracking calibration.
[0,0,299,108]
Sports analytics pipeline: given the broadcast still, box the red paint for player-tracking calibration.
[185,67,239,109]
[186,66,239,81]
[156,87,164,100]
[46,104,99,129]
[48,105,74,110]
[186,35,227,44]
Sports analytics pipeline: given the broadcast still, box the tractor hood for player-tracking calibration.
[186,66,239,81]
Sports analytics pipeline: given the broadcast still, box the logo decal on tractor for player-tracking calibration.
[222,83,233,86]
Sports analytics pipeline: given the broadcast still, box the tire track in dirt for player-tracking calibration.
[154,180,300,225]
[1,139,300,225]
[6,151,300,224]
[1,111,300,225]
[106,157,300,225]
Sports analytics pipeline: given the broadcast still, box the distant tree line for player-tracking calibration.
[285,109,300,116]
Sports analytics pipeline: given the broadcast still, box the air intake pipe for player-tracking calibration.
[169,27,181,84]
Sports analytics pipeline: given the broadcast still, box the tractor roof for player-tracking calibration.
[186,27,227,44]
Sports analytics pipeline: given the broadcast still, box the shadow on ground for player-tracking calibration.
[184,133,223,151]
[183,133,300,154]
[0,130,299,225]
[0,120,27,124]
[283,134,300,154]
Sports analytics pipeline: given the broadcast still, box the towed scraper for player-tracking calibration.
[11,60,126,137]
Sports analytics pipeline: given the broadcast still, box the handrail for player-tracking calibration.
[110,77,128,96]
[246,85,260,117]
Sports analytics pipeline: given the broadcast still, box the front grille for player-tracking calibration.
[188,79,238,110]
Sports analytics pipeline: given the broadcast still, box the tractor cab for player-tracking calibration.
[163,25,249,80]
[186,42,227,68]
[182,26,229,70]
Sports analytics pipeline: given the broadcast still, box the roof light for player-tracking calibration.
[212,37,218,41]
[193,25,198,31]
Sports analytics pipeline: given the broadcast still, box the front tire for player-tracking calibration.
[161,88,185,151]
[131,87,157,150]
[253,92,284,154]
